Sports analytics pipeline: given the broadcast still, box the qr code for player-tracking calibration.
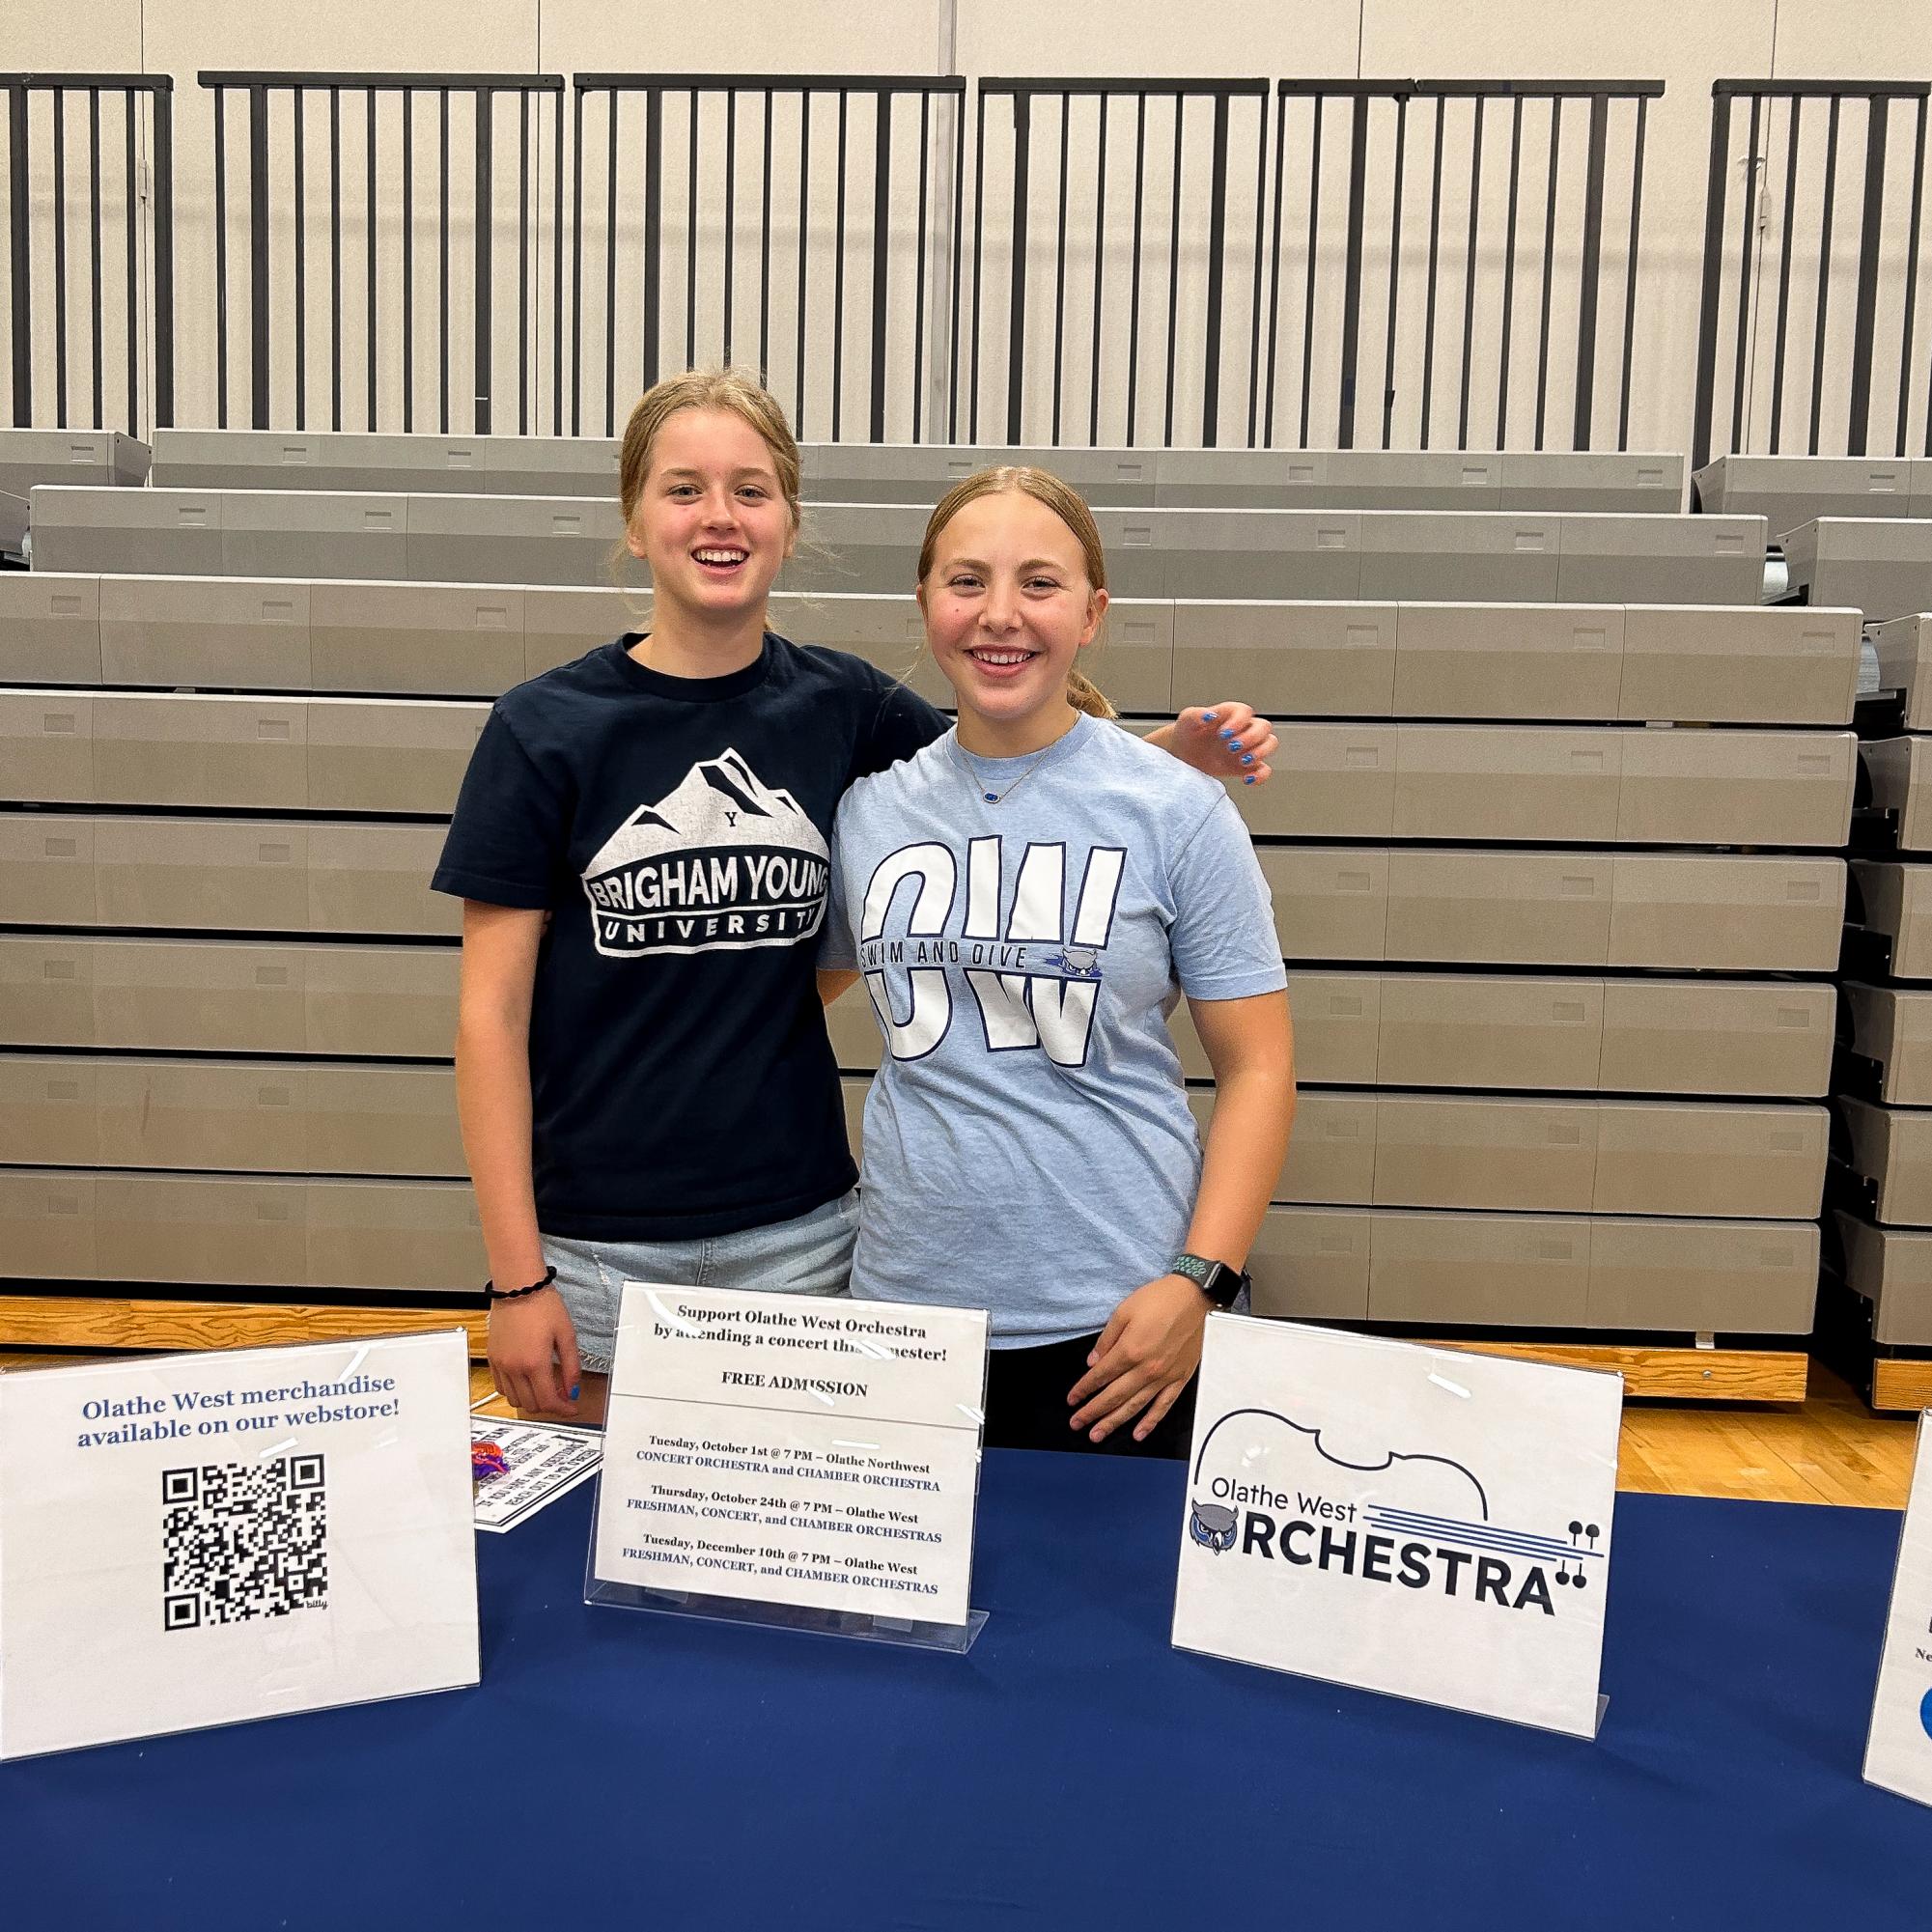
[161,1457,328,1632]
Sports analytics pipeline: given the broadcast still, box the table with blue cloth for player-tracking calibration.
[3,1448,1929,1929]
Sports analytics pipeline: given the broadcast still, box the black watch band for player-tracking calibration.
[1170,1251,1248,1307]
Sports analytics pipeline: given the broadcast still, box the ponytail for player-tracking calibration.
[1066,667,1116,719]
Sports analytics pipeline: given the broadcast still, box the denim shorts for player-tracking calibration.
[542,1188,860,1373]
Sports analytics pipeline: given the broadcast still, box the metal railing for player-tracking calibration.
[1263,79,1658,455]
[960,77,1270,447]
[2,73,174,434]
[1693,79,1932,467]
[0,67,1683,456]
[202,70,567,434]
[571,73,964,441]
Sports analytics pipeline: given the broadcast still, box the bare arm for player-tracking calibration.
[1179,988,1298,1270]
[456,900,579,1416]
[818,968,861,1006]
[1068,990,1297,1443]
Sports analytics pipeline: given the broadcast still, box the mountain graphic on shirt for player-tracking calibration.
[580,748,830,960]
[584,748,826,875]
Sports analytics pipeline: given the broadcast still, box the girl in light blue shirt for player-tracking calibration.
[823,468,1298,1457]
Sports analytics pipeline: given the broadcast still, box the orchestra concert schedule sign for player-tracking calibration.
[589,1283,988,1631]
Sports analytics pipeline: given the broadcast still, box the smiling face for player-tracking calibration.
[623,406,796,624]
[917,490,1107,734]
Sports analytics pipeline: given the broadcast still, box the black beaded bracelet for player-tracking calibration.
[483,1265,558,1302]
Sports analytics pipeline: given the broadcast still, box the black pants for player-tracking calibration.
[982,1333,1198,1460]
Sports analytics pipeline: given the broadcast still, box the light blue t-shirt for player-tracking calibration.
[823,713,1287,1346]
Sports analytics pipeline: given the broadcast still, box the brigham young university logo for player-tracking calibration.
[580,748,829,959]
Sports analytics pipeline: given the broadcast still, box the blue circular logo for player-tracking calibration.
[1919,1686,1932,1741]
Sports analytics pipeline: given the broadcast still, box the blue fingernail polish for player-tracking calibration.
[1203,711,1218,723]
[570,1383,580,1400]
[1241,753,1253,765]
[1244,774,1256,784]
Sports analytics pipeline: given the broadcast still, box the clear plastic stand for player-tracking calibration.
[584,1476,988,1652]
[583,1284,991,1655]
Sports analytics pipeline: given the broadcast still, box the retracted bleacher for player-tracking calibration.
[0,434,1858,1394]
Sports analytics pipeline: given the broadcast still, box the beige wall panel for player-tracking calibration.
[0,937,96,1046]
[1607,854,1844,972]
[1391,603,1622,719]
[306,699,489,814]
[95,1172,306,1286]
[1617,606,1858,726]
[1615,728,1855,849]
[0,816,98,926]
[98,577,311,690]
[310,583,524,697]
[305,1179,486,1292]
[0,692,94,802]
[1588,1218,1818,1333]
[1376,974,1603,1090]
[307,1064,465,1174]
[96,819,310,931]
[94,694,310,811]
[1385,849,1612,966]
[0,575,102,685]
[1257,848,1389,962]
[94,938,307,1053]
[0,1169,99,1277]
[94,1058,310,1172]
[1244,725,1397,838]
[1247,1206,1371,1321]
[1372,1095,1598,1213]
[1366,1210,1591,1327]
[1170,602,1397,715]
[0,1056,98,1167]
[1597,979,1834,1098]
[1591,1101,1828,1219]
[309,824,458,936]
[1393,726,1620,843]
[304,944,461,1058]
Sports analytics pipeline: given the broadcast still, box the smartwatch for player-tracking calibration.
[1169,1251,1249,1307]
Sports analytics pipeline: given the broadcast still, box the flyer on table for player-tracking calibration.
[1864,1411,1932,1807]
[1172,1315,1621,1739]
[0,1331,478,1760]
[593,1284,988,1626]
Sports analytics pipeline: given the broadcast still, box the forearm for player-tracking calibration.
[818,967,860,1006]
[1185,1065,1297,1269]
[456,1017,546,1285]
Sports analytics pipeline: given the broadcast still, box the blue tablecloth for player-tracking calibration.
[3,1451,1929,1928]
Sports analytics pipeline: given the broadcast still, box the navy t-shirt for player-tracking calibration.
[431,632,943,1241]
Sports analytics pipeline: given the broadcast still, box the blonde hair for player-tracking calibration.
[916,466,1116,719]
[616,366,803,531]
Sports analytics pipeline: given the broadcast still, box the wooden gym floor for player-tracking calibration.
[0,1350,1916,1510]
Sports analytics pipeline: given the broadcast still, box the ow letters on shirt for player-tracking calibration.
[857,837,1126,1067]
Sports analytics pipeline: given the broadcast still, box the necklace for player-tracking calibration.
[950,716,1082,806]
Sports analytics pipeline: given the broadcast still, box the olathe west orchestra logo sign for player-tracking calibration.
[1186,1407,1602,1617]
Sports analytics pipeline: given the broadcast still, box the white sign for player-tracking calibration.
[471,1416,602,1532]
[1172,1316,1621,1739]
[0,1331,479,1760]
[1864,1411,1932,1806]
[591,1284,988,1627]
